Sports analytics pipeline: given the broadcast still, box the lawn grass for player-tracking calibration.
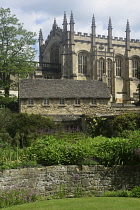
[3,197,140,210]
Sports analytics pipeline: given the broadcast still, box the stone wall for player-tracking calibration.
[0,165,140,196]
[20,98,113,117]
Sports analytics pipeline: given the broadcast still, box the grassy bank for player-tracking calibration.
[3,197,140,210]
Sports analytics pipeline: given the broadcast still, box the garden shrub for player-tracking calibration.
[0,146,40,170]
[87,116,113,138]
[100,190,130,197]
[28,133,140,166]
[0,110,56,147]
[130,186,140,198]
[28,134,97,166]
[92,135,140,166]
[6,113,56,147]
[0,96,18,112]
[87,113,140,138]
[0,109,13,132]
[100,186,140,198]
[112,113,139,136]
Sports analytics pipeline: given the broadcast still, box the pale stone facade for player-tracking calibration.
[19,79,112,121]
[38,12,140,104]
[20,98,112,117]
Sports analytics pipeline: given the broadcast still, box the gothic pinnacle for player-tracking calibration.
[126,19,130,32]
[39,29,43,40]
[92,14,96,27]
[63,11,67,25]
[70,11,74,24]
[53,18,57,28]
[108,17,112,29]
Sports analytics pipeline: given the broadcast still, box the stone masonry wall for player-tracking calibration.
[20,98,113,116]
[0,165,140,196]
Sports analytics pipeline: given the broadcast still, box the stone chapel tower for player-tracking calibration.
[38,12,140,103]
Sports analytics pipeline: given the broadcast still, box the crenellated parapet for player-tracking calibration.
[39,12,140,50]
[75,32,90,37]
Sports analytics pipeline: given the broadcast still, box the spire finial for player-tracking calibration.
[92,14,96,27]
[126,19,130,32]
[63,11,67,24]
[108,17,112,29]
[52,18,58,31]
[53,18,58,28]
[39,29,43,40]
[70,10,74,24]
[53,18,57,26]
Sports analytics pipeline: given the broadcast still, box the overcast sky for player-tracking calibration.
[1,0,140,60]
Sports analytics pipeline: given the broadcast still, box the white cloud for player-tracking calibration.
[1,0,140,60]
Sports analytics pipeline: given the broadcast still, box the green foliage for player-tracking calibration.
[29,134,98,166]
[54,184,67,199]
[0,111,55,147]
[130,186,140,198]
[0,146,40,169]
[0,116,140,168]
[87,113,140,138]
[0,96,18,112]
[100,186,140,198]
[1,131,140,168]
[0,109,12,131]
[87,117,113,138]
[0,185,39,208]
[112,113,139,136]
[92,134,140,166]
[73,183,84,198]
[100,190,130,197]
[28,132,140,166]
[0,7,37,97]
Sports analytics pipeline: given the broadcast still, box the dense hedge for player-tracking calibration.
[87,112,140,137]
[0,96,18,112]
[0,110,56,147]
[28,131,140,166]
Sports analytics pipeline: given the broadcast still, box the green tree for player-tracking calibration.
[0,7,37,97]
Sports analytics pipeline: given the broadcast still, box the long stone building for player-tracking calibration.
[19,79,112,122]
[37,12,140,104]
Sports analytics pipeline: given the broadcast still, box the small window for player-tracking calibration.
[92,99,96,105]
[60,99,65,105]
[75,99,80,105]
[44,99,49,105]
[28,99,34,105]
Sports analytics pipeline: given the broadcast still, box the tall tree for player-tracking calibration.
[0,7,37,97]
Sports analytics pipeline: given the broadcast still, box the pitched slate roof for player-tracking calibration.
[19,79,111,99]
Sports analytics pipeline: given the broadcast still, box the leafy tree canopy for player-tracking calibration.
[0,7,37,96]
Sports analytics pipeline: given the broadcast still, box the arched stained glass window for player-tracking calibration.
[98,58,105,80]
[116,57,122,77]
[78,53,87,74]
[107,59,112,90]
[132,58,139,77]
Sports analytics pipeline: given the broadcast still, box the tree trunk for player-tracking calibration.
[3,72,10,97]
[4,86,10,97]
